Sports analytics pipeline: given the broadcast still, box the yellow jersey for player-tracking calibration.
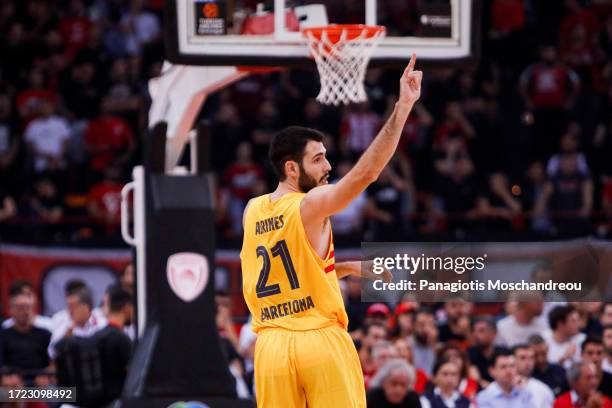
[240,192,349,333]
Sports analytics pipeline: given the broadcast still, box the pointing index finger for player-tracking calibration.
[404,53,417,75]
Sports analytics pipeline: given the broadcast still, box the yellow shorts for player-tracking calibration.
[254,324,366,408]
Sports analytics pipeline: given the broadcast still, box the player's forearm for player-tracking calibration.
[335,261,360,279]
[352,102,414,182]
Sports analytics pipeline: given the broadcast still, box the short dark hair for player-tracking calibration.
[581,336,603,354]
[548,305,576,331]
[432,356,457,377]
[512,344,531,355]
[364,321,387,336]
[269,126,324,181]
[69,287,93,309]
[108,286,132,313]
[8,280,34,297]
[490,349,513,368]
[528,334,546,346]
[64,279,86,296]
[415,307,435,318]
[471,315,496,331]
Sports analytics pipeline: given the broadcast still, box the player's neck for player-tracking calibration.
[270,181,301,202]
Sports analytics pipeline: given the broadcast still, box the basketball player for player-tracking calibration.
[240,54,422,407]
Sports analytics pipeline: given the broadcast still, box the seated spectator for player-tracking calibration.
[223,141,264,235]
[84,103,135,181]
[603,325,612,374]
[16,67,58,127]
[49,286,107,359]
[413,308,438,376]
[475,172,522,235]
[546,124,589,177]
[543,305,586,369]
[553,361,611,408]
[360,321,390,378]
[390,302,416,340]
[0,290,52,375]
[367,359,423,408]
[468,316,506,387]
[535,153,593,237]
[340,101,381,158]
[476,350,534,407]
[433,102,476,147]
[422,357,471,408]
[580,337,612,398]
[366,341,400,388]
[1,280,52,332]
[24,99,71,175]
[21,177,64,242]
[393,337,429,394]
[1,368,49,408]
[437,298,472,347]
[513,344,555,408]
[434,345,480,400]
[331,160,367,245]
[530,334,569,396]
[496,296,547,348]
[366,165,410,240]
[87,165,124,236]
[93,286,133,406]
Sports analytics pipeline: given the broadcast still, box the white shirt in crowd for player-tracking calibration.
[495,314,548,348]
[525,377,555,408]
[604,357,612,374]
[2,314,54,332]
[24,115,71,172]
[48,313,108,359]
[542,330,585,369]
[51,307,107,332]
[330,189,367,235]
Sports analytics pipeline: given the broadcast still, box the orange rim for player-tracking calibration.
[302,24,385,43]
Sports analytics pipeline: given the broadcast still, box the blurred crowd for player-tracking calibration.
[3,267,612,407]
[0,0,609,247]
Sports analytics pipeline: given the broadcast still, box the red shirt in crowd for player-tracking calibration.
[85,116,134,172]
[520,64,580,109]
[223,163,263,200]
[58,15,91,59]
[554,391,611,408]
[559,9,600,50]
[491,0,525,33]
[89,181,123,227]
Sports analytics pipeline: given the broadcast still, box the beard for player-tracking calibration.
[298,163,327,192]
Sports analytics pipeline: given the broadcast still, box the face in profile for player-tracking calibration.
[296,140,331,192]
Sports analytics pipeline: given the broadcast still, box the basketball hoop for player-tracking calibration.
[303,24,386,106]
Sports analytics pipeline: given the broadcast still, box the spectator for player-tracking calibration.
[435,345,480,400]
[513,344,555,408]
[120,263,135,295]
[0,91,20,191]
[92,286,133,406]
[49,286,107,359]
[366,165,410,240]
[437,298,471,347]
[360,322,389,378]
[1,280,52,332]
[57,0,91,60]
[413,308,438,376]
[16,67,58,127]
[23,98,71,175]
[367,359,423,408]
[366,341,400,387]
[530,334,569,396]
[87,165,124,236]
[433,102,476,147]
[345,275,369,332]
[546,123,589,177]
[580,337,612,398]
[603,325,612,374]
[223,141,264,234]
[422,357,472,408]
[21,177,64,242]
[496,297,547,348]
[0,369,49,408]
[543,305,586,369]
[0,290,51,374]
[391,303,416,340]
[475,172,522,235]
[519,45,580,160]
[84,103,135,180]
[476,350,534,407]
[51,279,100,330]
[553,361,611,408]
[0,187,16,224]
[120,0,162,56]
[468,316,506,386]
[340,101,381,158]
[331,160,367,245]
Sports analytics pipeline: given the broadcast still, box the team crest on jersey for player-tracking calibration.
[166,252,209,302]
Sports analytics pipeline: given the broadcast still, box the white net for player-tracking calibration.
[305,26,386,106]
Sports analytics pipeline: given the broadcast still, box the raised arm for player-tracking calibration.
[301,54,423,222]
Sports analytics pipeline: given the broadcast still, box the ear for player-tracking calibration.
[284,161,299,179]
